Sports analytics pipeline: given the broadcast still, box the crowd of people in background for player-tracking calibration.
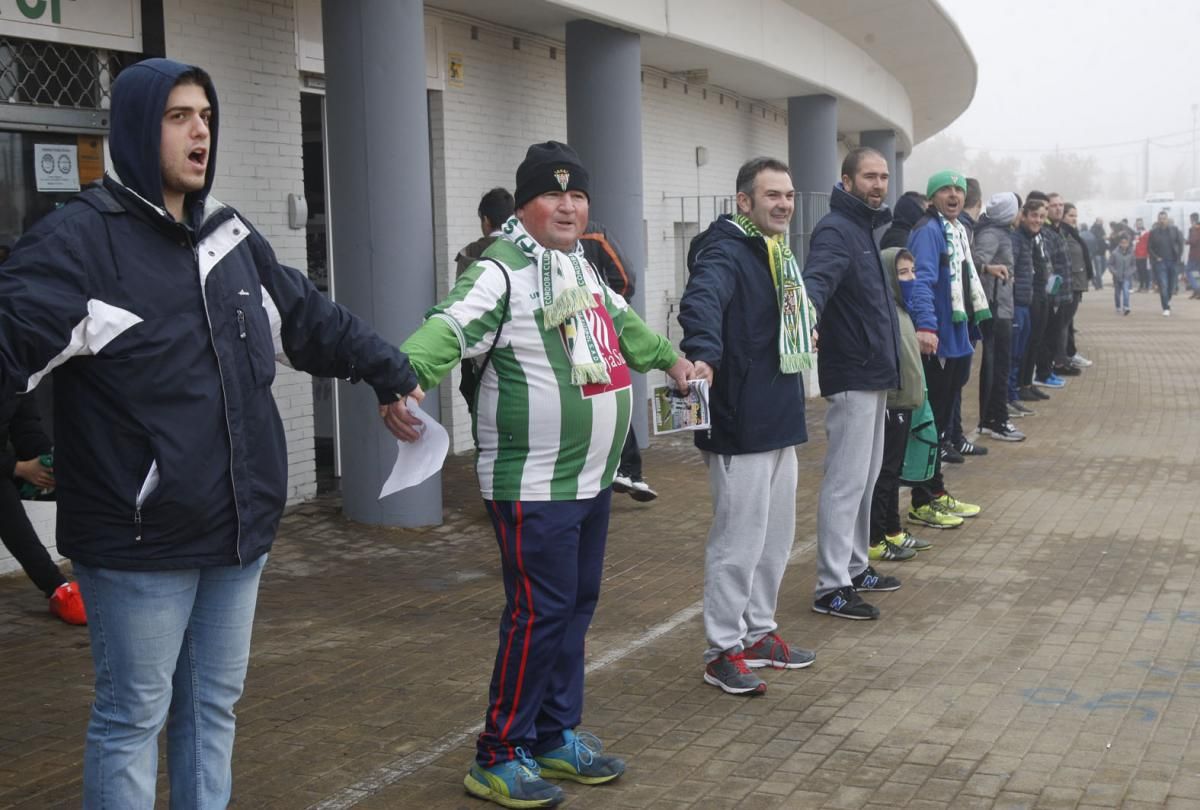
[1099,210,1198,316]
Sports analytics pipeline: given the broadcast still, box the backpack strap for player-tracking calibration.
[74,181,124,214]
[472,257,511,401]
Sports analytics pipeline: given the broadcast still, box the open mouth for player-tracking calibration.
[188,147,208,169]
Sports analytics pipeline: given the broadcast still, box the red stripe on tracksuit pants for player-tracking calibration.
[475,490,612,767]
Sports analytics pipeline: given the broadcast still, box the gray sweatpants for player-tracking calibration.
[815,390,887,599]
[701,447,798,663]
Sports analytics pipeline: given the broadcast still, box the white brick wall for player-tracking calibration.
[165,0,316,503]
[0,502,59,578]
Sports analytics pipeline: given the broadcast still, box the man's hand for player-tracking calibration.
[985,263,1009,280]
[811,328,819,350]
[379,385,426,442]
[14,458,54,489]
[666,357,694,394]
[917,331,939,356]
[690,360,714,386]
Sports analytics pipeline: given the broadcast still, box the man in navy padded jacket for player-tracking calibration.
[0,58,424,807]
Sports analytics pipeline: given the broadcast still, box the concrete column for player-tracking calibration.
[564,20,650,448]
[895,151,907,197]
[322,0,441,526]
[860,129,898,208]
[787,94,838,252]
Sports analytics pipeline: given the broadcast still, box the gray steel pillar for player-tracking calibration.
[322,0,441,526]
[860,129,898,208]
[787,94,838,249]
[788,95,838,195]
[564,20,650,448]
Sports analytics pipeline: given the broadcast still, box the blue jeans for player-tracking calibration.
[1008,305,1031,400]
[75,556,267,809]
[1187,260,1200,292]
[1114,278,1131,311]
[1155,260,1177,310]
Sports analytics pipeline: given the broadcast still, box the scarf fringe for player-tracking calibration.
[542,284,594,329]
[570,363,610,386]
[781,353,817,373]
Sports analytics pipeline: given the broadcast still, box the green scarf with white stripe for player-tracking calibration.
[501,216,610,386]
[733,214,816,373]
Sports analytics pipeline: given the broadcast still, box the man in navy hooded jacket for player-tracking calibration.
[0,59,424,807]
[801,147,901,621]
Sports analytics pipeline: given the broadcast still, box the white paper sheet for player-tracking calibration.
[378,402,449,498]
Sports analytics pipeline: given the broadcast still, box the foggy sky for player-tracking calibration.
[925,0,1200,182]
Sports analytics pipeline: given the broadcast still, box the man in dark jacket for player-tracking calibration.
[454,187,514,277]
[1148,209,1185,315]
[881,191,925,250]
[0,59,423,806]
[1008,198,1044,413]
[802,147,900,621]
[679,156,815,695]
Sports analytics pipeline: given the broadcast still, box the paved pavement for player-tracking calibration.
[3,291,1200,809]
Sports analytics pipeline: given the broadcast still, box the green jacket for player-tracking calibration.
[881,248,925,411]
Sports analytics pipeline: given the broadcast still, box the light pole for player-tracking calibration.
[1192,103,1198,188]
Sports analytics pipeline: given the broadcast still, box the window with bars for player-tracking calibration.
[0,36,137,110]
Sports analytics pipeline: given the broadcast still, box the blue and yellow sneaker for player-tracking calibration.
[464,747,563,808]
[535,729,625,785]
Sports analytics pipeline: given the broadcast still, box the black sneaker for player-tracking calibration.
[979,421,1026,442]
[1053,364,1082,377]
[958,439,988,456]
[851,566,902,592]
[812,586,879,620]
[1008,401,1035,417]
[939,442,965,464]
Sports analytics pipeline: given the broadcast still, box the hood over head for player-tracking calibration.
[892,193,925,230]
[880,246,913,310]
[109,58,219,219]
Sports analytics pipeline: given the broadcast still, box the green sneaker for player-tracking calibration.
[908,503,963,529]
[933,493,981,518]
[535,729,625,785]
[464,748,563,808]
[868,539,916,561]
[886,530,932,551]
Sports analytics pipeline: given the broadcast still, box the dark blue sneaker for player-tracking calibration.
[851,565,901,592]
[464,748,563,808]
[812,586,879,620]
[535,729,625,785]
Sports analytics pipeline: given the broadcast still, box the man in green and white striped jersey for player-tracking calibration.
[402,141,691,809]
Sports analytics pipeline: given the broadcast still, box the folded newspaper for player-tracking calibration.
[652,379,711,435]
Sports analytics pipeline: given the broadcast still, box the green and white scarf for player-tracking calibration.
[940,214,992,325]
[733,214,816,373]
[501,216,610,386]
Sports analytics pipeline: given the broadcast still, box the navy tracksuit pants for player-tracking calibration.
[476,489,611,767]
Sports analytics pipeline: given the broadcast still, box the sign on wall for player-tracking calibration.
[0,0,142,52]
[34,143,79,192]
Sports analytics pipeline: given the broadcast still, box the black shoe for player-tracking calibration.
[1017,386,1042,402]
[958,439,988,456]
[812,586,879,620]
[1027,385,1051,400]
[939,442,965,464]
[1008,401,1035,417]
[851,566,902,592]
[1053,364,1082,377]
[979,421,1027,442]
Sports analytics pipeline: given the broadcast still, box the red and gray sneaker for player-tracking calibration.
[703,650,766,695]
[49,581,87,626]
[743,632,815,670]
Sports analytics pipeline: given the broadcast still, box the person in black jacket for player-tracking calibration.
[679,156,815,696]
[0,59,424,806]
[580,222,657,501]
[0,392,86,624]
[802,147,901,621]
[881,191,926,250]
